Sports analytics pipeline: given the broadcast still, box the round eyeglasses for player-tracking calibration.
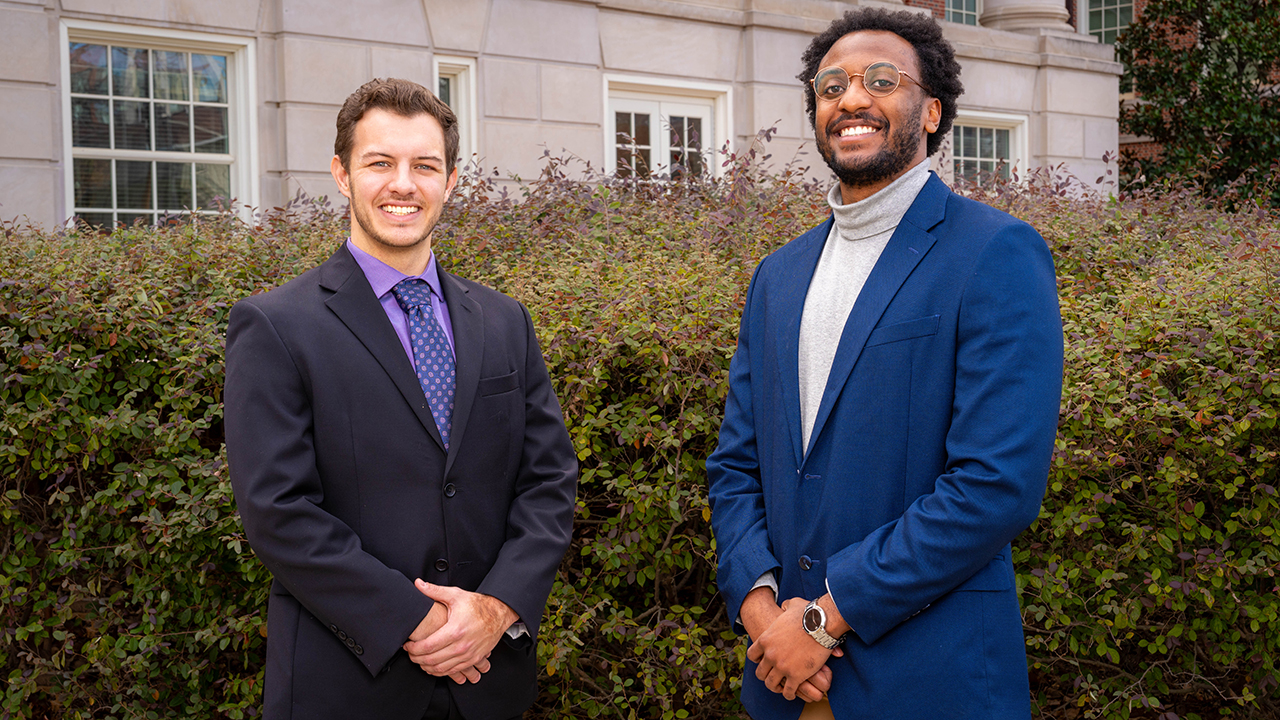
[811,62,930,101]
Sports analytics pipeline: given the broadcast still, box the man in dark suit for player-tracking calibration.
[707,9,1063,720]
[224,78,576,720]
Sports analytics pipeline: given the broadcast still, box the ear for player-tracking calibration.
[330,155,352,199]
[443,166,458,202]
[923,97,942,135]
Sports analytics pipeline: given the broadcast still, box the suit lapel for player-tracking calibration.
[776,218,833,468]
[320,245,447,451]
[439,270,482,475]
[805,174,949,458]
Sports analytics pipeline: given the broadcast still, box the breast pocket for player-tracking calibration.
[865,315,940,348]
[477,370,519,397]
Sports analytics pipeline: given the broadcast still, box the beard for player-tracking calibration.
[817,100,926,189]
[348,178,436,250]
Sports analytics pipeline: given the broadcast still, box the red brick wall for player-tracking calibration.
[904,0,946,20]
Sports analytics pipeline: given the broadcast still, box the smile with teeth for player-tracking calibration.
[381,205,419,216]
[838,125,879,138]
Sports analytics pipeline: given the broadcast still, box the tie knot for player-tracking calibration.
[391,278,434,312]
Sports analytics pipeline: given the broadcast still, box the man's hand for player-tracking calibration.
[407,601,480,684]
[748,595,847,701]
[740,588,839,703]
[402,579,516,683]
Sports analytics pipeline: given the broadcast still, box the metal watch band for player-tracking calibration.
[802,600,841,649]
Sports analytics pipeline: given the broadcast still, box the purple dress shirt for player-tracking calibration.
[346,239,455,364]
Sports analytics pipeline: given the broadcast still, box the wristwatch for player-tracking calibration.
[802,599,843,649]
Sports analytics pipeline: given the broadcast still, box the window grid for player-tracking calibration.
[667,116,704,178]
[68,41,233,229]
[615,111,653,178]
[952,125,1011,185]
[1088,0,1133,45]
[947,0,980,26]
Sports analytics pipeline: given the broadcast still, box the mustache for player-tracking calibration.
[824,111,886,135]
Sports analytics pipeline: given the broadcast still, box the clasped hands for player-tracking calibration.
[742,588,846,703]
[402,578,517,685]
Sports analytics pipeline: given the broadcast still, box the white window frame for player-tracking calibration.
[946,0,982,26]
[59,19,257,227]
[433,55,477,169]
[1081,0,1134,44]
[941,110,1028,185]
[603,75,732,179]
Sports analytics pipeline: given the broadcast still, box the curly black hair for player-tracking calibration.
[798,7,964,157]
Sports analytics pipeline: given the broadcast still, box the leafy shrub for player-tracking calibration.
[2,147,1278,719]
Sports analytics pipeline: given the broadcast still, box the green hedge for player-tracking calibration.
[3,147,1278,719]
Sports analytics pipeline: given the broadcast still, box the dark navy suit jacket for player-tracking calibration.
[225,245,577,720]
[707,173,1063,719]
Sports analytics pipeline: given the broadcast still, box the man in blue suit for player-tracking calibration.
[706,8,1063,720]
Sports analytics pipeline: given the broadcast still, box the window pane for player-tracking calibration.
[69,43,108,95]
[961,125,976,157]
[633,113,650,147]
[157,162,193,210]
[154,51,189,101]
[117,212,153,227]
[996,129,1010,159]
[687,117,702,151]
[981,160,994,174]
[616,145,633,177]
[192,54,227,103]
[1119,4,1132,27]
[963,158,978,178]
[979,127,994,158]
[670,116,687,148]
[71,97,110,148]
[196,163,231,208]
[193,106,228,153]
[633,148,650,178]
[76,212,114,230]
[116,160,154,209]
[965,0,976,12]
[74,158,112,208]
[114,100,152,150]
[438,76,453,108]
[155,104,192,151]
[615,112,632,144]
[111,47,150,98]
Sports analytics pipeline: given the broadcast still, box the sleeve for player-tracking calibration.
[224,299,433,676]
[706,264,783,632]
[473,303,578,640]
[825,222,1064,644]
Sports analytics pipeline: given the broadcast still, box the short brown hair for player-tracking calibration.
[334,77,460,175]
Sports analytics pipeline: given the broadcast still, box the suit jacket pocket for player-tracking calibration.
[478,370,519,397]
[865,315,940,348]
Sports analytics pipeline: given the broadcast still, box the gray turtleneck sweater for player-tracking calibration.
[798,159,931,453]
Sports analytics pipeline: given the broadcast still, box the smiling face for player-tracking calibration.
[813,30,942,203]
[330,107,458,275]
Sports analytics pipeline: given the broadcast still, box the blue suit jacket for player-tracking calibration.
[707,174,1063,720]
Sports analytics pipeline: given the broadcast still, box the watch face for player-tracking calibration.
[803,605,824,633]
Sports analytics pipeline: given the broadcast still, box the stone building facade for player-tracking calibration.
[0,0,1122,228]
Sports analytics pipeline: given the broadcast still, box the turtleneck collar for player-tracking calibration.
[825,158,932,242]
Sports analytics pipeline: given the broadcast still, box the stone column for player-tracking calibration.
[980,0,1075,33]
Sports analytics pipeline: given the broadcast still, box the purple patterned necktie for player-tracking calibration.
[391,279,456,449]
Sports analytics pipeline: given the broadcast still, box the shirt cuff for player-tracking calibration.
[505,621,529,639]
[734,570,779,627]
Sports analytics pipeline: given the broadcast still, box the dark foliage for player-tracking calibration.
[1118,0,1280,207]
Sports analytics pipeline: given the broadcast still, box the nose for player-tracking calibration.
[835,78,873,114]
[387,163,415,195]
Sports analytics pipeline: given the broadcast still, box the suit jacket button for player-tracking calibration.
[799,555,813,571]
[330,624,338,633]
[435,558,449,572]
[338,630,348,641]
[444,483,456,498]
[345,637,355,648]
[355,644,364,655]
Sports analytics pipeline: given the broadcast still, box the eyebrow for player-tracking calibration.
[360,150,444,163]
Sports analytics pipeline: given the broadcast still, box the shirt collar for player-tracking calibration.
[346,238,445,301]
